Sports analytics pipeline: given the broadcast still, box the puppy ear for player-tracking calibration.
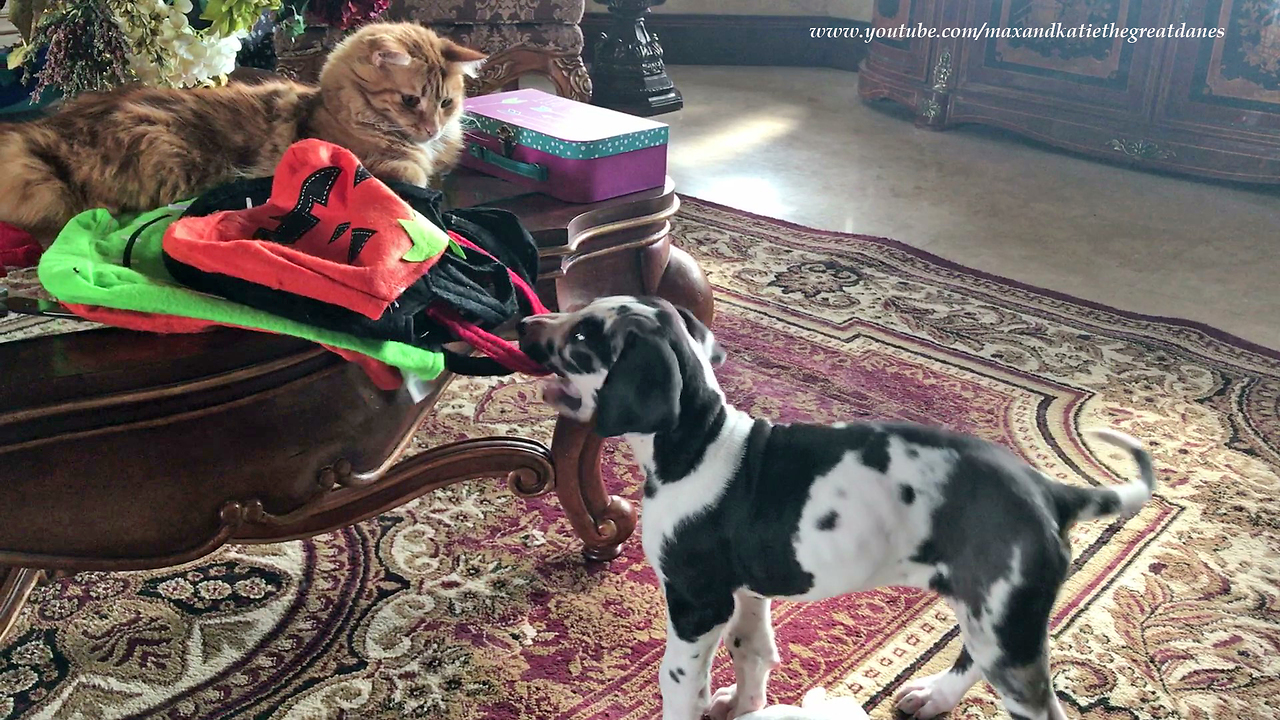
[595,329,683,437]
[676,306,726,366]
[442,40,487,78]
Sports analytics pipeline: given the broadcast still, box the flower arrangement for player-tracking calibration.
[276,0,389,36]
[4,0,390,101]
[7,0,283,100]
[12,0,134,100]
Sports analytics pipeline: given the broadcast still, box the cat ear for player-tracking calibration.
[442,41,487,78]
[372,47,412,68]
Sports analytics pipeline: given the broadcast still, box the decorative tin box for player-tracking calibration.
[460,89,669,203]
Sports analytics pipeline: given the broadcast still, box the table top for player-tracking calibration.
[0,168,675,340]
[0,169,678,413]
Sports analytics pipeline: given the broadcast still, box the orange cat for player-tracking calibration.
[0,22,485,245]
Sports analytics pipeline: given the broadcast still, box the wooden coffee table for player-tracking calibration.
[0,169,712,644]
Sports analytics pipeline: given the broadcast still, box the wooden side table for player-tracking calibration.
[0,170,711,644]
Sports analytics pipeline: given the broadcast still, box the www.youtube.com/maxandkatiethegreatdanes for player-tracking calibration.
[810,22,1227,44]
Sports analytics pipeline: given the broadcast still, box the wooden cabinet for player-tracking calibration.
[859,0,1280,183]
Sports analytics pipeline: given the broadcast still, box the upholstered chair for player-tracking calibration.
[274,0,591,102]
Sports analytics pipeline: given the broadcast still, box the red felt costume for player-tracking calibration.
[163,139,448,320]
[0,223,43,276]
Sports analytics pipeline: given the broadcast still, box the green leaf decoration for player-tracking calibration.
[6,44,30,71]
[398,211,450,263]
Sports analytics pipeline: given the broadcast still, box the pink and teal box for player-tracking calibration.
[459,89,669,203]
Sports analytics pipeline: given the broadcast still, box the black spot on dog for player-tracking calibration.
[1094,493,1120,515]
[906,448,920,459]
[567,348,596,374]
[733,637,742,649]
[560,393,582,412]
[929,571,952,595]
[643,474,659,498]
[669,669,680,684]
[573,316,613,366]
[665,584,734,643]
[899,485,916,504]
[861,431,891,473]
[910,539,941,565]
[677,668,686,676]
[995,549,1067,668]
[817,511,839,531]
[952,646,974,673]
[523,340,552,365]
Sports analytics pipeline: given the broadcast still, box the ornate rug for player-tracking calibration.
[2,198,1278,720]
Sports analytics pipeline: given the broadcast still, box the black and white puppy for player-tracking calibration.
[518,296,1156,720]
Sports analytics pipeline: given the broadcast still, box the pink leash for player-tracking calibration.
[425,232,552,376]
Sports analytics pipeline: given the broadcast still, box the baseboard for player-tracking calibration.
[581,13,869,72]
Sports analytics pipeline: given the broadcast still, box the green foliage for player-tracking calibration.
[199,0,282,37]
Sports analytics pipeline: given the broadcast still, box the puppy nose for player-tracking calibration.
[518,315,550,338]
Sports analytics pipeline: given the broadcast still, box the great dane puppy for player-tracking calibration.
[518,296,1155,720]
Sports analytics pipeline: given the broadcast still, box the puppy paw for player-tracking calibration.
[705,685,739,720]
[704,684,767,720]
[892,673,965,719]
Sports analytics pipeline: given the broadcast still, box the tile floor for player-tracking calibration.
[642,65,1279,349]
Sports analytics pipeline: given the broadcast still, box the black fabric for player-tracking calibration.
[165,177,542,375]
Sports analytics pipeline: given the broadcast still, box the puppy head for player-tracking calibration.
[517,296,724,437]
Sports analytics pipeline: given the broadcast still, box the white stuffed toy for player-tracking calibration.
[737,687,869,720]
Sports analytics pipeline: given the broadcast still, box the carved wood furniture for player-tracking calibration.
[590,0,683,116]
[859,0,1280,183]
[274,0,593,102]
[0,168,711,645]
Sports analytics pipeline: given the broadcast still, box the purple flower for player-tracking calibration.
[23,0,134,101]
[305,0,389,29]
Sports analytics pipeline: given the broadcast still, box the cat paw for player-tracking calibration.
[893,672,966,719]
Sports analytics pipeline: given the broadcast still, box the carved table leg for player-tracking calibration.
[653,245,713,324]
[551,233,713,561]
[552,419,636,561]
[0,567,40,646]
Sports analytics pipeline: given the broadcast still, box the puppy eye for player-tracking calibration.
[401,94,420,108]
[440,97,454,109]
[573,332,586,343]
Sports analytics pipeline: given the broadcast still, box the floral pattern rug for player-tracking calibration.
[3,198,1279,719]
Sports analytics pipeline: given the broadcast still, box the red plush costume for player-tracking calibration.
[0,223,43,276]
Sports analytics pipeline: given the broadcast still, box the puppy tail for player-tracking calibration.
[1072,429,1156,521]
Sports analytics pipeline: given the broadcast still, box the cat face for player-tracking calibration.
[322,23,486,145]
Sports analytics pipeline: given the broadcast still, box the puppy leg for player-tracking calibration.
[984,654,1066,720]
[963,594,1067,720]
[661,589,734,720]
[707,590,780,720]
[893,643,981,719]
